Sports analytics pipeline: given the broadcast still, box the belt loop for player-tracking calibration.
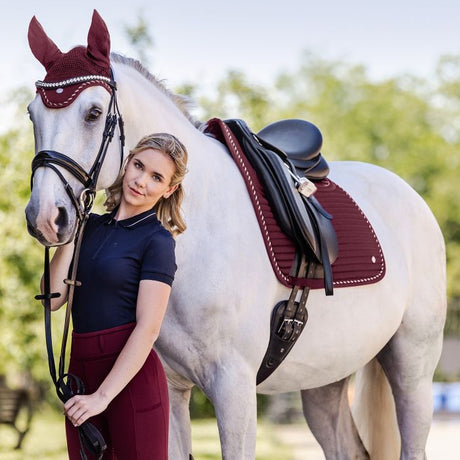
[98,335,105,354]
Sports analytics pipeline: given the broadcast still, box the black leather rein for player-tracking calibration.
[32,73,125,460]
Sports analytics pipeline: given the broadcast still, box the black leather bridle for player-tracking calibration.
[33,71,125,460]
[31,74,124,223]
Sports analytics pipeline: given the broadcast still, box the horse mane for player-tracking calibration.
[110,52,202,128]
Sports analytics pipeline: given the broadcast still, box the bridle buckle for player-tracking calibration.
[79,188,95,214]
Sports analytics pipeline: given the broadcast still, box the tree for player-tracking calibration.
[124,11,154,68]
[0,88,55,391]
[431,55,460,327]
[199,70,273,129]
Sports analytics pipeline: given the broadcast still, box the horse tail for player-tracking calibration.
[352,358,400,459]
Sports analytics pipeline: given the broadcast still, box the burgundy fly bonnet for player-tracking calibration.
[28,10,112,108]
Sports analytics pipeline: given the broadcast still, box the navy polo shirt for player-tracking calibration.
[71,207,177,333]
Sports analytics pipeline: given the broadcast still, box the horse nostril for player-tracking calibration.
[55,207,68,229]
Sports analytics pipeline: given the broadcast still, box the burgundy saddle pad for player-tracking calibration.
[205,118,385,290]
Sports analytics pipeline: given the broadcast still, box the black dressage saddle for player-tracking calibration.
[224,118,338,294]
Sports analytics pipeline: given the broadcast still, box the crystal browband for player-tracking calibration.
[35,75,115,89]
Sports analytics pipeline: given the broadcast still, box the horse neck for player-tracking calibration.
[114,61,230,220]
[114,62,202,151]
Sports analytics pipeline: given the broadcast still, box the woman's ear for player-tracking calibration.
[163,184,179,199]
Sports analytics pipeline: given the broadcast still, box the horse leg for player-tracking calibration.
[206,364,257,459]
[377,324,444,460]
[167,374,195,460]
[301,377,369,459]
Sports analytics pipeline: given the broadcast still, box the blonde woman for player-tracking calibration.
[44,133,188,459]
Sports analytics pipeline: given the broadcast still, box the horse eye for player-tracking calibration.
[85,107,102,122]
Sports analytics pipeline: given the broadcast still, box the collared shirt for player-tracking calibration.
[71,207,176,333]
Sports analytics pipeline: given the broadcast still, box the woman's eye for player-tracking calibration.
[152,175,162,182]
[85,107,102,122]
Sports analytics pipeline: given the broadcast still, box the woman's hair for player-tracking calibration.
[105,133,188,236]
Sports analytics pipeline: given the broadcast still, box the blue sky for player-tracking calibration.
[2,0,460,100]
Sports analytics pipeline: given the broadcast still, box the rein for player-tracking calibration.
[33,72,125,460]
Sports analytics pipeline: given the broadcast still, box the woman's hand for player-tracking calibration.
[64,392,110,427]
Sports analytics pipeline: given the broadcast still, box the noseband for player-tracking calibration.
[33,71,125,460]
[31,71,125,223]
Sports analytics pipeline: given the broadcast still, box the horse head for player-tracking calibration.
[25,10,123,246]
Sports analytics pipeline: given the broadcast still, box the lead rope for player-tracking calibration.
[36,190,106,460]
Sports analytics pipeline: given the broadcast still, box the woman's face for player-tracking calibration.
[120,148,178,216]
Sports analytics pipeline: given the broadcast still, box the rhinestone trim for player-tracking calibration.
[35,75,113,89]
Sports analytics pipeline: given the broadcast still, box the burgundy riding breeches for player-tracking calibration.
[65,322,169,459]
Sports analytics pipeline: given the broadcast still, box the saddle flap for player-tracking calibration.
[224,119,337,268]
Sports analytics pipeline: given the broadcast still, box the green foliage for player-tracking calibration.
[124,11,154,68]
[199,70,273,130]
[0,89,53,390]
[190,387,270,419]
[190,386,215,419]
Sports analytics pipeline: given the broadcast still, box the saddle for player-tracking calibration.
[205,117,385,384]
[223,118,338,295]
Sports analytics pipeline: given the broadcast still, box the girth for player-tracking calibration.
[256,255,314,384]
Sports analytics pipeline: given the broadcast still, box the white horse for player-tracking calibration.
[25,12,446,460]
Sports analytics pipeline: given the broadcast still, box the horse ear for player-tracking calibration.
[86,10,111,68]
[28,16,63,70]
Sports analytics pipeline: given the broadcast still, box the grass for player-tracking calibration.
[191,419,293,459]
[0,407,68,460]
[0,408,298,459]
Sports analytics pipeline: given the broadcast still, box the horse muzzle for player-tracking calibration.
[25,200,75,247]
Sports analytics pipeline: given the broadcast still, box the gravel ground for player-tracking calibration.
[273,414,460,459]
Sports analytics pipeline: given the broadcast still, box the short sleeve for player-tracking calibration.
[141,231,177,286]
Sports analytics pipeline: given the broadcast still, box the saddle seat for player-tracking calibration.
[257,119,329,180]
